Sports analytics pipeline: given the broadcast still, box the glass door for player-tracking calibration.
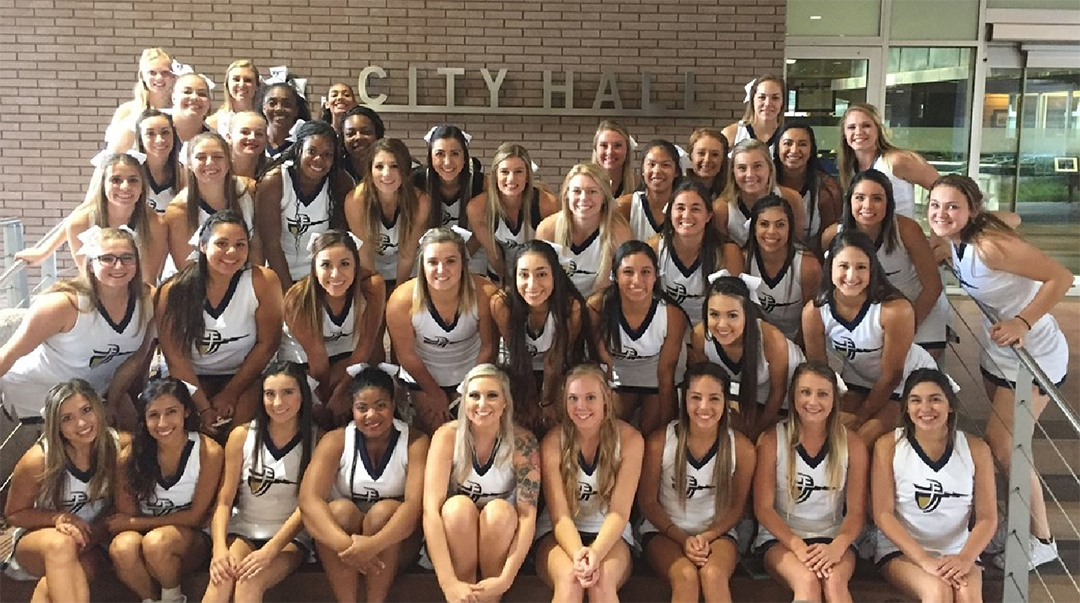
[785,46,883,171]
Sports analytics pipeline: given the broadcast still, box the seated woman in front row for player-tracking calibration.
[423,364,541,603]
[535,364,644,603]
[299,365,429,603]
[3,379,125,603]
[638,362,755,603]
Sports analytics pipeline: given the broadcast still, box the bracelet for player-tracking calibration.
[1016,315,1032,330]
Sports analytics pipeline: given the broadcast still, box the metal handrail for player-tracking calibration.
[0,218,65,291]
[967,294,1080,436]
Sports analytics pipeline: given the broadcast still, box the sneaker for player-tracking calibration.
[854,526,878,561]
[992,536,1058,570]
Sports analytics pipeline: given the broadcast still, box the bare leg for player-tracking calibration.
[586,538,632,602]
[13,529,91,603]
[441,494,480,583]
[315,499,364,603]
[535,533,584,603]
[763,544,823,602]
[881,555,955,603]
[644,533,700,603]
[699,538,738,603]
[109,531,157,600]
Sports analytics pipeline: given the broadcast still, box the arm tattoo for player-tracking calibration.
[514,432,541,509]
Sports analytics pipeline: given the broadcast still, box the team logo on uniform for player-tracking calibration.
[577,481,597,502]
[144,498,191,517]
[611,347,640,360]
[830,336,880,361]
[757,292,798,314]
[422,335,453,348]
[324,331,350,343]
[674,475,714,499]
[665,283,690,304]
[914,478,966,513]
[286,214,328,237]
[378,233,393,254]
[885,268,901,277]
[88,344,135,369]
[794,472,832,503]
[564,260,594,279]
[247,466,296,496]
[441,210,454,226]
[458,480,485,502]
[63,491,90,515]
[351,486,382,504]
[197,330,250,355]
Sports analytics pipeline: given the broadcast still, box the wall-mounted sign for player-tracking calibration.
[356,65,711,117]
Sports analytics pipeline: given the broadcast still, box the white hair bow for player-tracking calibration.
[629,135,638,150]
[346,362,400,378]
[706,269,763,305]
[172,61,193,76]
[178,140,190,167]
[286,118,306,143]
[834,372,848,395]
[423,126,472,146]
[263,66,307,99]
[531,160,540,174]
[743,78,757,104]
[306,231,364,254]
[544,242,574,269]
[674,144,693,172]
[90,149,147,168]
[76,224,137,258]
[180,379,199,396]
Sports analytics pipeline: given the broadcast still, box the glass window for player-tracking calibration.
[787,0,880,37]
[890,0,979,41]
[885,47,975,205]
[988,0,1079,8]
[786,58,870,163]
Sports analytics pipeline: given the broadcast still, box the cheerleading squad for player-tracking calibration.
[0,50,1072,603]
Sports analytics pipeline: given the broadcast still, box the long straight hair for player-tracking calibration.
[743,193,798,273]
[183,132,244,232]
[784,362,847,500]
[703,276,763,412]
[48,227,149,329]
[674,363,734,516]
[591,120,636,197]
[930,174,1018,245]
[127,378,201,502]
[218,60,260,114]
[452,364,517,485]
[254,361,315,493]
[740,75,787,126]
[283,230,366,342]
[39,380,119,511]
[660,179,728,280]
[411,227,477,317]
[554,163,623,294]
[686,127,730,201]
[135,108,183,195]
[484,143,540,280]
[598,240,682,356]
[813,230,904,308]
[773,121,825,242]
[840,169,899,254]
[356,138,420,256]
[837,103,899,193]
[900,368,959,444]
[86,153,153,261]
[131,48,172,109]
[723,139,778,209]
[558,364,621,518]
[423,125,481,229]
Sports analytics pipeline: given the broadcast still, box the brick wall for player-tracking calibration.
[0,0,785,262]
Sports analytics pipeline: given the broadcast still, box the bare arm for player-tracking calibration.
[466,193,503,280]
[298,429,351,549]
[421,424,463,594]
[254,169,291,292]
[897,216,943,328]
[801,300,827,363]
[756,323,792,437]
[855,299,914,424]
[121,435,225,531]
[587,423,644,562]
[753,428,807,553]
[703,432,755,541]
[647,304,686,435]
[890,150,940,192]
[833,430,868,549]
[473,275,497,365]
[0,292,77,378]
[871,434,935,566]
[218,267,284,401]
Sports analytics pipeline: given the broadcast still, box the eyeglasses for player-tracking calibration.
[95,253,137,267]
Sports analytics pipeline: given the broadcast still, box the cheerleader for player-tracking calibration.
[689,274,805,441]
[714,139,805,249]
[417,124,485,230]
[928,175,1070,568]
[837,103,939,219]
[466,143,559,284]
[873,369,996,603]
[422,365,541,603]
[822,170,947,357]
[536,163,631,297]
[344,138,431,288]
[107,379,224,603]
[260,81,311,160]
[590,120,636,198]
[753,362,868,603]
[722,75,786,150]
[3,380,123,603]
[63,152,169,283]
[281,231,386,421]
[385,227,496,434]
[203,362,316,603]
[156,210,283,435]
[207,60,259,135]
[340,106,385,184]
[135,109,183,215]
[298,366,430,603]
[320,82,359,134]
[639,362,755,603]
[802,231,941,445]
[0,227,153,433]
[534,365,644,603]
[170,73,213,144]
[164,132,262,270]
[741,194,822,343]
[256,120,352,290]
[684,127,730,203]
[590,241,688,436]
[617,139,681,242]
[106,48,175,152]
[651,180,743,328]
[226,111,270,180]
[774,122,841,253]
[490,240,594,432]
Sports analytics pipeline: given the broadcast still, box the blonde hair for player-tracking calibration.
[554,163,623,294]
[784,363,848,501]
[452,364,517,486]
[723,139,777,207]
[132,48,173,109]
[484,144,539,280]
[39,380,119,511]
[411,227,477,317]
[686,127,730,201]
[591,120,635,196]
[558,365,620,518]
[837,103,900,193]
[356,139,420,261]
[218,60,260,113]
[182,132,242,232]
[85,153,152,261]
